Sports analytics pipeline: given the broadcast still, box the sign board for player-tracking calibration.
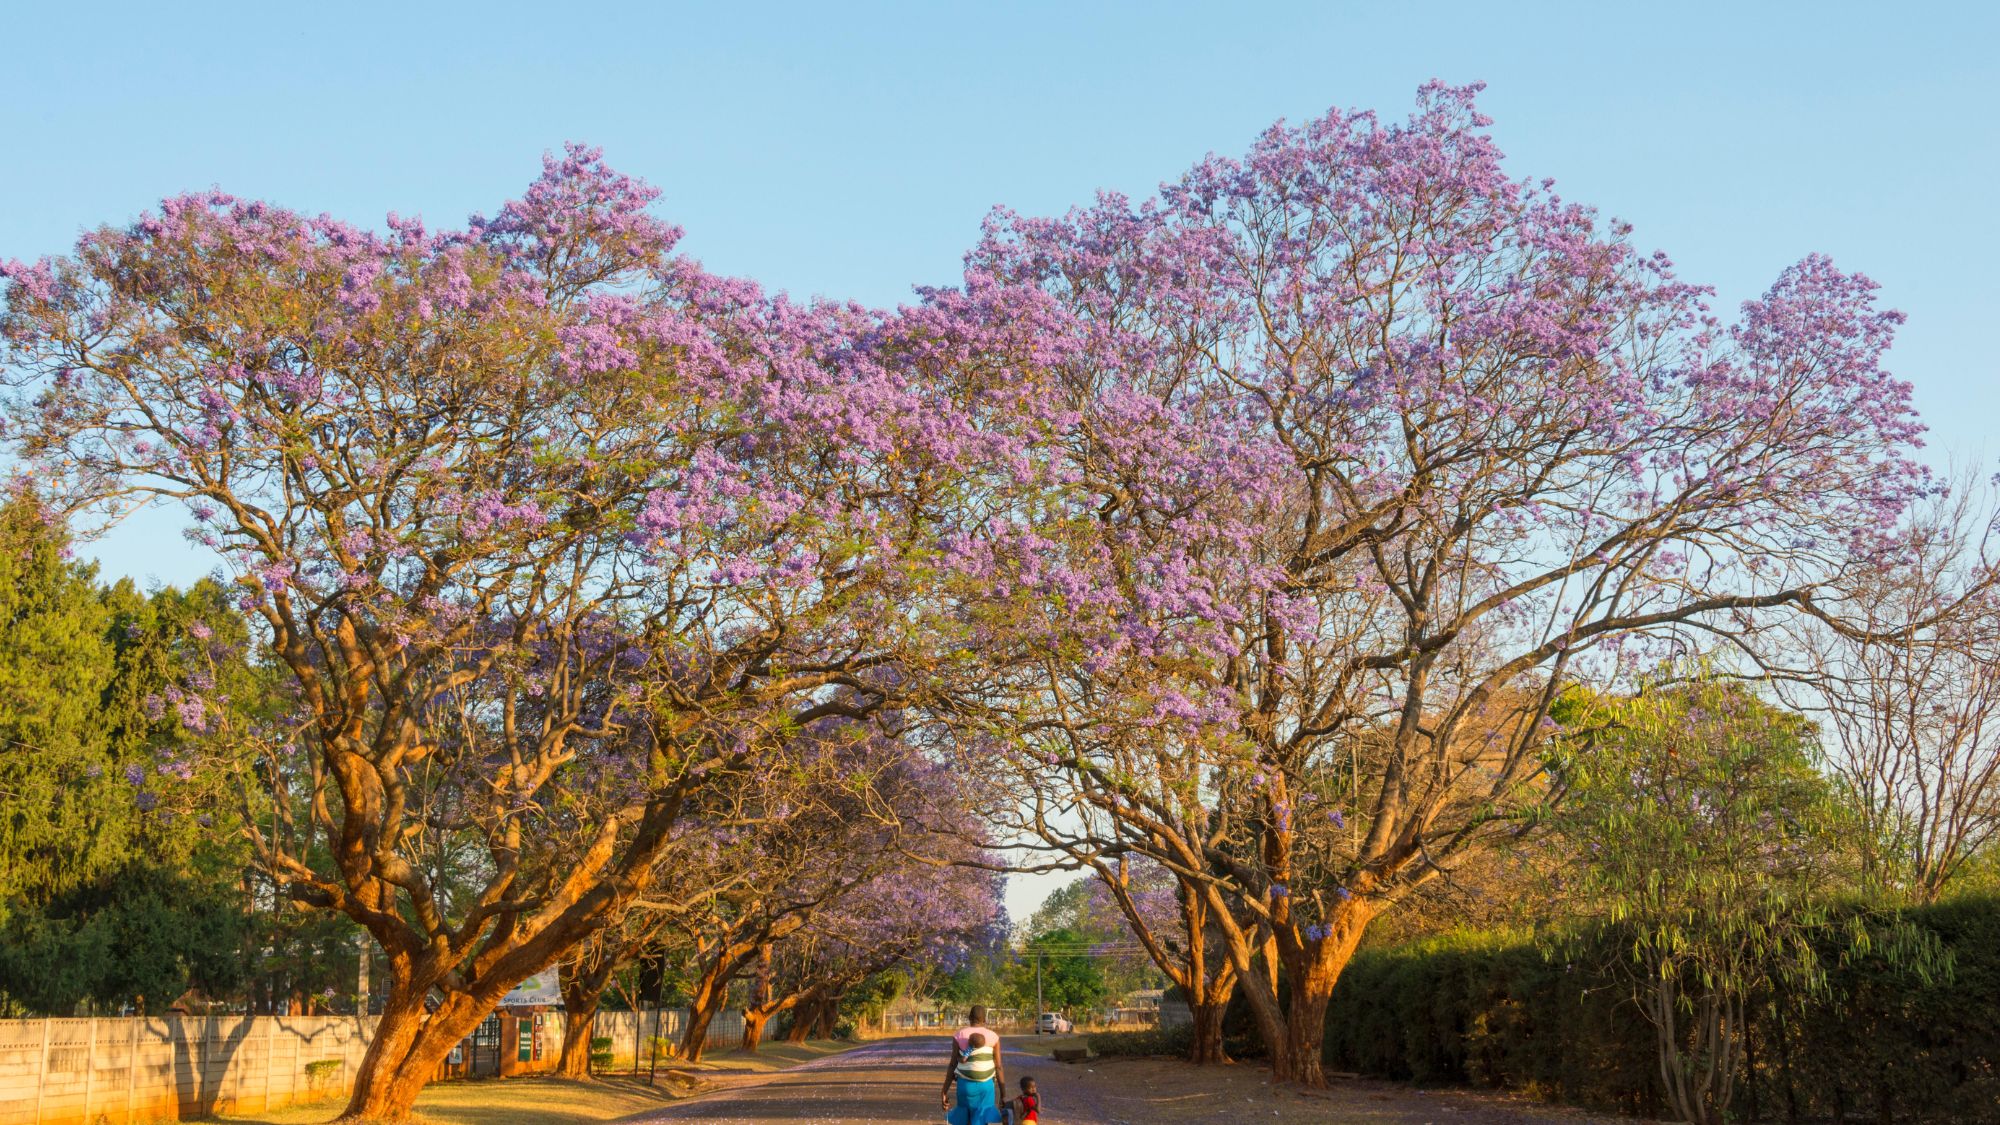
[501,971,560,1006]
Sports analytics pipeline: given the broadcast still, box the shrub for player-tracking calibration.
[1321,897,2000,1122]
[1325,928,1655,1114]
[1766,896,2000,1122]
[302,1058,344,1096]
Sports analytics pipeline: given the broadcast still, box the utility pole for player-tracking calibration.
[1035,952,1043,1018]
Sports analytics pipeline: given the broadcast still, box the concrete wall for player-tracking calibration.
[0,1014,372,1125]
[0,1007,742,1125]
[591,1008,745,1068]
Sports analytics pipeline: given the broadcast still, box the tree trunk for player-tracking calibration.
[557,996,600,1079]
[1216,918,1296,1080]
[739,943,775,1052]
[811,995,841,1039]
[741,1008,771,1052]
[1282,899,1377,1087]
[1188,997,1229,1065]
[557,949,616,1079]
[1282,971,1335,1088]
[1178,893,1236,1065]
[679,979,727,1063]
[1212,888,1374,1087]
[784,1001,817,1044]
[680,935,766,1062]
[341,985,491,1121]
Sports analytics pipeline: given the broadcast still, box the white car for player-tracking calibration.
[1036,1012,1074,1035]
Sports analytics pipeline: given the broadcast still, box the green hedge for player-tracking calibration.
[1087,1022,1195,1058]
[1323,927,1656,1114]
[1322,897,2000,1122]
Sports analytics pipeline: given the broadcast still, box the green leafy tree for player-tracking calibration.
[1550,672,1923,1124]
[934,954,1008,1007]
[0,497,130,912]
[0,862,246,1013]
[0,497,267,1014]
[1006,928,1110,1015]
[1025,878,1168,1000]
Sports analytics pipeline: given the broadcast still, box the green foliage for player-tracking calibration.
[302,1058,343,1095]
[838,970,905,1025]
[249,906,366,1014]
[1765,895,1999,1123]
[0,498,282,1014]
[0,860,249,1014]
[1549,673,1867,1122]
[1323,899,2000,1122]
[1024,879,1113,939]
[1004,928,1110,1013]
[1324,927,1656,1113]
[0,498,131,909]
[1022,879,1168,998]
[934,955,1007,1005]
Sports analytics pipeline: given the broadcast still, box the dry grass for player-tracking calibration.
[669,1039,850,1075]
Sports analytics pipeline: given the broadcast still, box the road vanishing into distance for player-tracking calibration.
[622,1034,1637,1125]
[628,1037,1095,1125]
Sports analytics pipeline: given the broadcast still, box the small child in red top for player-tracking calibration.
[1002,1076,1039,1125]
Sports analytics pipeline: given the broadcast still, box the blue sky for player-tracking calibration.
[7,1,1996,920]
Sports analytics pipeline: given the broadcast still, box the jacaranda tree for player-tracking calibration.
[942,83,1933,1083]
[743,858,1005,1050]
[1,81,1952,1099]
[1,147,1016,1117]
[662,726,979,1061]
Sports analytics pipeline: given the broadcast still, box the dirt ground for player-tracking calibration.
[1035,1052,1648,1125]
[207,1041,851,1125]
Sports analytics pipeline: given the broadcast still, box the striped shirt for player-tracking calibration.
[952,1027,998,1082]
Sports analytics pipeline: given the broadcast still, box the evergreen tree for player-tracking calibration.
[0,496,129,912]
[0,497,263,1013]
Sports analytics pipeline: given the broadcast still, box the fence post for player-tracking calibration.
[263,1017,278,1111]
[126,1019,140,1124]
[83,1017,98,1123]
[32,1019,52,1124]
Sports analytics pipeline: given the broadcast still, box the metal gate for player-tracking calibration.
[470,1013,503,1077]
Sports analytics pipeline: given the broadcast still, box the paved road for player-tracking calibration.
[620,1036,1624,1125]
[628,1037,1066,1125]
